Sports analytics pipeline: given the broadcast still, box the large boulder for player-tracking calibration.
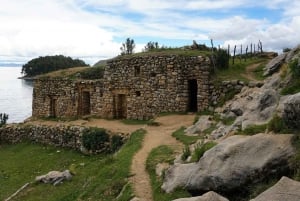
[162,134,295,193]
[250,176,300,201]
[222,86,279,130]
[263,53,287,76]
[283,92,300,129]
[172,191,229,201]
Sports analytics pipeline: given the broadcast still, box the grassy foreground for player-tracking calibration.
[0,129,146,201]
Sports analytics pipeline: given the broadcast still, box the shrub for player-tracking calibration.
[215,49,229,70]
[82,127,110,152]
[0,113,8,127]
[80,66,105,79]
[111,135,124,153]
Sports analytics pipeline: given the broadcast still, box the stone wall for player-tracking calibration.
[0,124,126,153]
[101,55,211,119]
[33,79,104,118]
[33,54,212,120]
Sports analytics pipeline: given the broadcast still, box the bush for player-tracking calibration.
[82,127,110,152]
[111,135,124,153]
[0,113,8,127]
[215,49,229,70]
[80,66,105,79]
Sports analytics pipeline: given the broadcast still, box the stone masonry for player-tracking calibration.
[32,55,211,120]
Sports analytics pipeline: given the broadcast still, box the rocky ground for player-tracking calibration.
[162,45,300,201]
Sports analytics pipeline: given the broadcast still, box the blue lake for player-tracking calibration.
[0,67,33,123]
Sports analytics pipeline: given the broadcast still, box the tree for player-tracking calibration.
[120,38,135,55]
[0,113,8,127]
[21,55,88,77]
[144,41,159,52]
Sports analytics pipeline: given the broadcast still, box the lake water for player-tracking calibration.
[0,67,33,123]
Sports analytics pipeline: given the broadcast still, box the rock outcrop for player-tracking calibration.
[162,134,295,193]
[185,116,214,135]
[263,53,287,76]
[172,191,229,201]
[283,92,300,129]
[250,176,300,201]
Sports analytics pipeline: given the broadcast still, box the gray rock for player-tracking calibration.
[172,191,229,201]
[185,116,214,135]
[263,53,287,76]
[285,45,300,62]
[162,134,294,193]
[221,85,279,130]
[250,176,300,201]
[283,92,300,129]
[35,170,72,186]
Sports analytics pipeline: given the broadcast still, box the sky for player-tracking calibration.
[0,0,299,65]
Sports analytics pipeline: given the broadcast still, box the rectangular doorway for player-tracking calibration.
[115,94,127,119]
[81,91,91,115]
[188,79,198,112]
[49,97,57,117]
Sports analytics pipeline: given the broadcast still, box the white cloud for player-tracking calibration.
[0,0,300,65]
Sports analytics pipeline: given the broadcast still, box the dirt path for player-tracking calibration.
[28,114,195,201]
[130,114,195,201]
[241,62,262,81]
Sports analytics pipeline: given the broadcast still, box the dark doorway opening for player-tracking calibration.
[49,97,57,117]
[188,79,198,112]
[114,94,127,119]
[81,91,91,115]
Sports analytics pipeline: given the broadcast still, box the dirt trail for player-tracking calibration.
[241,62,262,81]
[28,114,195,201]
[130,114,195,201]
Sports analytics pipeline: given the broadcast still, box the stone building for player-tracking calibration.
[32,54,211,120]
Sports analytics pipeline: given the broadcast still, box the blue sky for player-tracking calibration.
[0,0,299,65]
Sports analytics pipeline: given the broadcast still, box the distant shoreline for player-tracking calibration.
[18,76,35,80]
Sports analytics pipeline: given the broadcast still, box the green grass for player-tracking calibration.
[172,127,202,145]
[281,59,300,95]
[0,129,146,201]
[214,57,267,82]
[281,78,300,95]
[190,141,217,162]
[236,124,267,135]
[146,145,191,201]
[253,62,267,80]
[118,49,211,59]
